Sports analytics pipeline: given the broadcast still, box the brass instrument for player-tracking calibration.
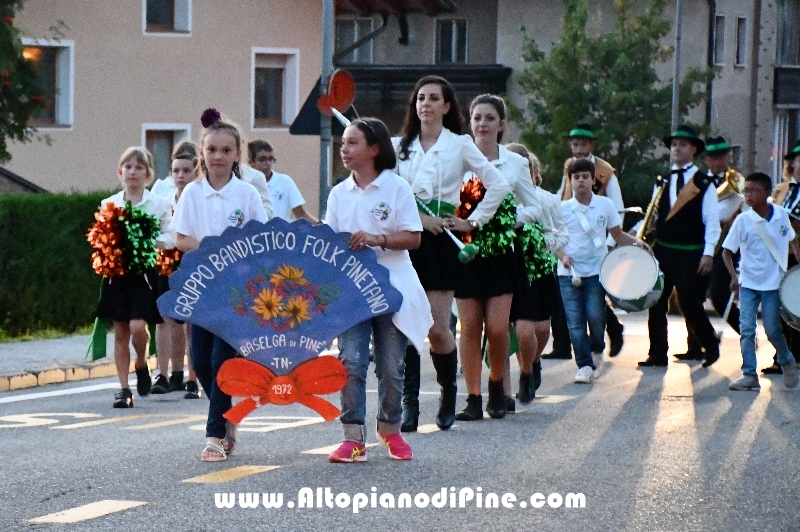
[636,176,666,242]
[716,168,744,202]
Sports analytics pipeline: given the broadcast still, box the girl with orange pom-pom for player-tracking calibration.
[95,147,175,408]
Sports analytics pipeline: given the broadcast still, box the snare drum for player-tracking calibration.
[599,246,664,312]
[779,266,800,331]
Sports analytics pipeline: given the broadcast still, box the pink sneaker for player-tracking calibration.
[328,441,367,463]
[377,431,412,460]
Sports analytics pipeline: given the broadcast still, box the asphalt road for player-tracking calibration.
[1,315,799,531]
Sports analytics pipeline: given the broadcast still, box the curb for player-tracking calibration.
[0,356,163,393]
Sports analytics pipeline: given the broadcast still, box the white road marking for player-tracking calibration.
[28,500,146,524]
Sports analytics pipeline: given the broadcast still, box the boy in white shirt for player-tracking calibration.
[722,172,800,391]
[557,159,648,384]
[247,140,318,224]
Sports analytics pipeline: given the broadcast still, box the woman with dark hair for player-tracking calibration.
[392,76,511,431]
[450,94,550,420]
[326,118,432,462]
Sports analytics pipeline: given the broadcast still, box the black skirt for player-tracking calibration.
[95,269,163,324]
[409,230,463,291]
[511,271,557,322]
[454,250,517,300]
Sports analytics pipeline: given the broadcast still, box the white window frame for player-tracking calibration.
[141,123,191,181]
[434,18,468,64]
[142,0,192,36]
[335,16,374,64]
[250,47,300,130]
[21,38,74,129]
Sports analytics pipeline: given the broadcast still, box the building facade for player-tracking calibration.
[7,0,323,211]
[5,0,799,199]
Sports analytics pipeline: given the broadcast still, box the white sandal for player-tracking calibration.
[222,422,237,455]
[201,437,227,462]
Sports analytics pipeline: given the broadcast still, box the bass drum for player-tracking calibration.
[599,245,664,312]
[779,266,800,331]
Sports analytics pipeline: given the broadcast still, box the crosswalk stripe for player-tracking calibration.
[182,465,281,483]
[533,394,578,404]
[415,423,443,434]
[51,415,150,429]
[122,415,206,430]
[28,500,146,523]
[301,443,379,455]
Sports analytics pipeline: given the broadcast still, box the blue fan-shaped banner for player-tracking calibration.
[157,218,402,374]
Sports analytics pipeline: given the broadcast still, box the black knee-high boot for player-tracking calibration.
[401,345,420,432]
[430,349,457,430]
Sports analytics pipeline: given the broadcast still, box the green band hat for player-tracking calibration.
[784,140,800,160]
[704,136,732,155]
[663,125,705,154]
[564,123,596,139]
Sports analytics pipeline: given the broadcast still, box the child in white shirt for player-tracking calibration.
[722,172,800,391]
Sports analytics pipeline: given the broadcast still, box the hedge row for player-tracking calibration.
[0,190,114,335]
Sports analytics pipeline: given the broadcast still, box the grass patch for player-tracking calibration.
[0,324,94,343]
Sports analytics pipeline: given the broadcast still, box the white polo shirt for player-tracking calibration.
[722,205,795,291]
[172,176,267,242]
[241,164,273,220]
[102,188,175,249]
[557,194,620,277]
[266,172,306,221]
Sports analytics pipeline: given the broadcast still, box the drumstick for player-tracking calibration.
[722,292,736,323]
[414,197,478,264]
[570,266,582,287]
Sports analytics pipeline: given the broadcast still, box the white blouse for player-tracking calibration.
[102,189,175,249]
[392,129,511,226]
[516,187,569,253]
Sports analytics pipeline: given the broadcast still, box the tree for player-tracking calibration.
[0,0,47,164]
[511,0,715,207]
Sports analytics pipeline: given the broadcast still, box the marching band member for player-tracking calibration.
[557,159,647,384]
[392,76,511,432]
[764,139,800,374]
[549,124,625,359]
[452,94,529,420]
[640,126,721,368]
[505,143,568,402]
[676,136,743,361]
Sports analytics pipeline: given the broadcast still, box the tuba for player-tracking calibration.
[716,168,744,202]
[636,175,666,243]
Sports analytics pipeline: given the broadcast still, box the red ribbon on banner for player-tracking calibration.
[217,357,347,422]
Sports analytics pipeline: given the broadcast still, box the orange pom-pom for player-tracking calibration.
[156,248,183,276]
[456,176,486,244]
[87,202,127,277]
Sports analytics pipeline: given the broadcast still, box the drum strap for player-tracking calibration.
[752,219,787,272]
[569,199,605,249]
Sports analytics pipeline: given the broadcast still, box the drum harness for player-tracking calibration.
[568,199,606,250]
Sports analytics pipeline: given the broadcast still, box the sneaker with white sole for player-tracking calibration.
[781,360,799,389]
[377,431,412,460]
[328,440,367,463]
[574,366,594,384]
[591,352,604,378]
[729,375,761,391]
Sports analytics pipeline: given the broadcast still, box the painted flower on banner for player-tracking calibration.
[231,264,339,332]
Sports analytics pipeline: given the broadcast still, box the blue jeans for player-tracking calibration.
[338,313,407,442]
[190,326,237,439]
[739,287,793,377]
[559,275,606,369]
